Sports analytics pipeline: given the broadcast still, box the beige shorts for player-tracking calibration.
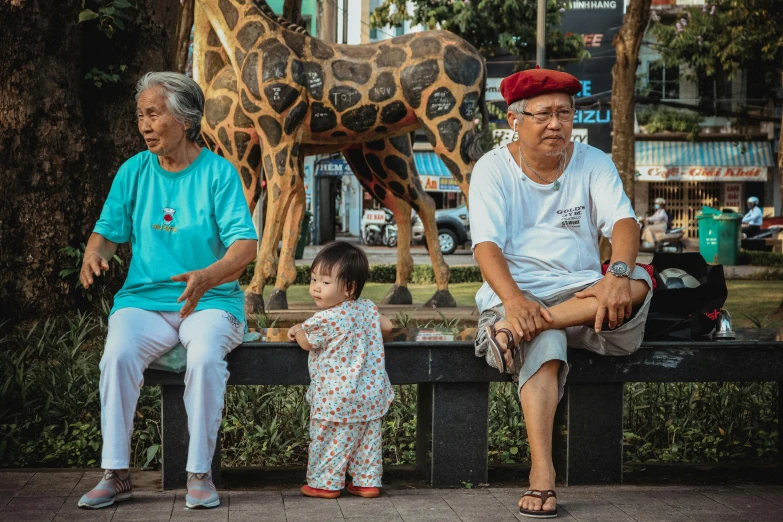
[474,266,653,401]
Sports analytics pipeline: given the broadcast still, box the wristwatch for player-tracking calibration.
[607,261,631,278]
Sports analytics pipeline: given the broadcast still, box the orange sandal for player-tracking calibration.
[300,485,340,499]
[346,483,380,498]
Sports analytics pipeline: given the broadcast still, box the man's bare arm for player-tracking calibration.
[473,242,552,342]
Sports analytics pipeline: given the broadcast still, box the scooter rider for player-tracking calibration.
[642,197,668,248]
[742,196,762,238]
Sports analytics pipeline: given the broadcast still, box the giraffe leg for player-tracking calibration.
[200,68,267,313]
[383,198,414,305]
[246,143,297,314]
[343,146,413,304]
[267,154,306,310]
[417,120,486,308]
[343,136,456,307]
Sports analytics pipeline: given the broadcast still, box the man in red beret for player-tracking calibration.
[468,67,653,518]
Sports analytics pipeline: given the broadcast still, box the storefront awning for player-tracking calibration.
[414,151,451,177]
[414,152,461,192]
[635,141,773,182]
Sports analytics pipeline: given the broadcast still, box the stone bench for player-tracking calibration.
[143,328,783,490]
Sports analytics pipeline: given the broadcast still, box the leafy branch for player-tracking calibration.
[78,0,136,88]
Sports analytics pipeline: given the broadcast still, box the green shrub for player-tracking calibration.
[1,312,777,469]
[740,249,783,268]
[241,262,484,286]
[0,312,161,469]
[637,106,703,139]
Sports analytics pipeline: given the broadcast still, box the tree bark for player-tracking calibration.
[174,0,196,73]
[611,0,652,205]
[778,72,783,314]
[0,0,180,323]
[283,0,304,26]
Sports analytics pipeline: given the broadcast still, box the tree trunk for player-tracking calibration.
[611,0,652,205]
[283,0,304,26]
[174,0,196,73]
[778,72,783,315]
[0,0,180,323]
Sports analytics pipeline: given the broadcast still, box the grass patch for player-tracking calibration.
[261,282,483,308]
[255,280,783,329]
[724,281,783,329]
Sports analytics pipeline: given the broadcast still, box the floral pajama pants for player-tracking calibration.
[306,418,383,490]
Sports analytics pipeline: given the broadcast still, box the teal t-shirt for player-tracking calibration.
[94,148,257,321]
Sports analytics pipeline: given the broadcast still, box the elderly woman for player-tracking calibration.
[77,72,257,510]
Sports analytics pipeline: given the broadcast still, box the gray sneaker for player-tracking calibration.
[185,472,220,509]
[77,470,133,509]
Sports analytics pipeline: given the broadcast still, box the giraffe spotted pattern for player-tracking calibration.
[194,0,488,313]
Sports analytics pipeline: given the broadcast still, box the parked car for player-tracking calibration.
[423,204,471,255]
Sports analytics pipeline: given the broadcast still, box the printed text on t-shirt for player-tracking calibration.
[557,205,585,228]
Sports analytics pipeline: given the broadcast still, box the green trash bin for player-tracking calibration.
[714,211,743,266]
[295,210,312,261]
[696,206,720,264]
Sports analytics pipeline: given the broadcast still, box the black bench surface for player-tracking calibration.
[144,328,783,490]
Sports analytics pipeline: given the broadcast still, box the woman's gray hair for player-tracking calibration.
[135,72,205,142]
[509,96,576,121]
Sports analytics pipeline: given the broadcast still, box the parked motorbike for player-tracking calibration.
[362,208,396,246]
[638,216,685,253]
[743,226,780,240]
[383,212,398,248]
[362,221,383,246]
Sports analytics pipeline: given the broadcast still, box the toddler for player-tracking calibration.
[288,241,394,498]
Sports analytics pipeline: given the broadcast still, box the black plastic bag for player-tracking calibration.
[644,253,728,340]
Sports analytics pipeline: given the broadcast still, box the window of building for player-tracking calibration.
[648,63,680,100]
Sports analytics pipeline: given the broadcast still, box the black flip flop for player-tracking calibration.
[484,324,516,374]
[519,489,558,519]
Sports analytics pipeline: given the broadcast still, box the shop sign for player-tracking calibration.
[636,166,768,182]
[419,175,461,192]
[315,159,351,177]
[723,183,742,208]
[491,129,587,148]
[362,210,386,224]
[438,177,461,192]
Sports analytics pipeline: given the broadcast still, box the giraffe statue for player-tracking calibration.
[192,0,488,314]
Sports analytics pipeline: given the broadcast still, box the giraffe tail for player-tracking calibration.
[467,65,490,162]
[253,0,309,34]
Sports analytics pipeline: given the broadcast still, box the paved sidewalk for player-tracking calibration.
[2,471,783,521]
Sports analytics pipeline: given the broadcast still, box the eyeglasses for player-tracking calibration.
[521,108,575,124]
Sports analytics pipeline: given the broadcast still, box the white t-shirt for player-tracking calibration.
[469,142,636,312]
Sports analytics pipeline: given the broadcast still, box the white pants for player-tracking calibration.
[99,307,244,473]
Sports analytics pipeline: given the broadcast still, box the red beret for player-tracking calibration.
[499,66,582,106]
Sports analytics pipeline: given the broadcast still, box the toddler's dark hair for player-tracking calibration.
[311,241,369,299]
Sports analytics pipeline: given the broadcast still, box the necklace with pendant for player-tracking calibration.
[518,146,566,191]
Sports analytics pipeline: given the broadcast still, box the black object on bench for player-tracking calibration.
[143,328,783,490]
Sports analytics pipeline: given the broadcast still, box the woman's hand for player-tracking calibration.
[80,250,110,289]
[79,233,118,289]
[171,268,214,318]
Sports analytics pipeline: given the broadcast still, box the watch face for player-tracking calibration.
[610,262,629,276]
